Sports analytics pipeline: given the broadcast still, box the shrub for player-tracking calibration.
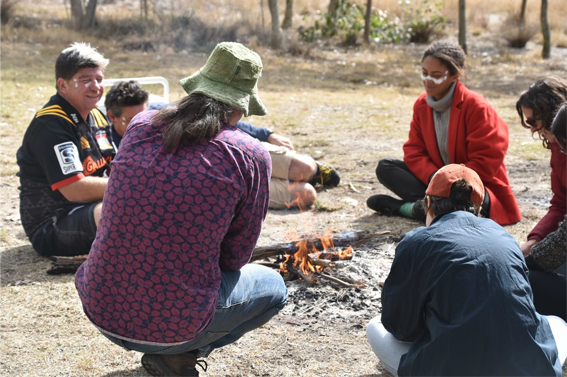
[299,0,407,45]
[401,0,446,44]
[501,13,537,49]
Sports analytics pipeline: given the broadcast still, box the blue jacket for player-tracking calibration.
[382,211,561,376]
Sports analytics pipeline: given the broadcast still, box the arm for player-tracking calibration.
[218,147,271,271]
[381,236,427,341]
[58,175,108,202]
[267,133,294,150]
[527,148,566,242]
[403,100,440,184]
[235,121,273,142]
[461,102,509,183]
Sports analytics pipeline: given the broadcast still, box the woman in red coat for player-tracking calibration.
[367,41,521,225]
[516,78,567,255]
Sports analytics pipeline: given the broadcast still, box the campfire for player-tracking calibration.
[250,230,392,288]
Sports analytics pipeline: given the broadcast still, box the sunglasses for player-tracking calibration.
[525,117,540,128]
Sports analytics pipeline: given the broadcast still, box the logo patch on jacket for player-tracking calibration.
[54,142,83,175]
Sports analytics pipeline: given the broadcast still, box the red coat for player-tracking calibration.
[403,81,521,225]
[528,143,566,241]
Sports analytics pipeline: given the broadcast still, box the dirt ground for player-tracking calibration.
[1,15,567,377]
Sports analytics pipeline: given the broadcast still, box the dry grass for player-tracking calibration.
[1,1,567,376]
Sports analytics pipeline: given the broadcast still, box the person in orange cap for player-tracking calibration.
[366,164,565,376]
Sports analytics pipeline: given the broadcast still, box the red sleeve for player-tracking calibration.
[462,101,509,183]
[403,97,440,184]
[528,147,567,241]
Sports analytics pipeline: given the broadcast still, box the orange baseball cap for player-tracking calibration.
[426,164,484,207]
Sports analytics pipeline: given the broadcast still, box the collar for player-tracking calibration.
[426,82,457,113]
[54,93,88,124]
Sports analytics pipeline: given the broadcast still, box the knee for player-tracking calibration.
[289,155,317,182]
[376,158,393,182]
[296,184,317,208]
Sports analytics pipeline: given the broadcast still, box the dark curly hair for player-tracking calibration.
[516,77,567,148]
[153,93,235,152]
[551,102,567,152]
[104,80,149,118]
[421,40,467,78]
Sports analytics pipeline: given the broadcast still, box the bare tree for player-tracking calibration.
[519,0,528,33]
[364,0,372,44]
[327,0,340,36]
[282,0,294,29]
[140,0,149,20]
[69,0,98,29]
[458,0,467,54]
[541,0,551,58]
[268,0,282,49]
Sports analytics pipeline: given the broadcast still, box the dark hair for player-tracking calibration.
[55,42,108,83]
[516,77,567,148]
[105,81,149,117]
[154,93,234,152]
[423,179,480,217]
[421,40,467,77]
[551,102,567,151]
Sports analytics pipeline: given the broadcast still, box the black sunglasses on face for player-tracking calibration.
[526,117,540,128]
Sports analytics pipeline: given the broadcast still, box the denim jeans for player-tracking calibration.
[102,263,288,357]
[30,202,99,256]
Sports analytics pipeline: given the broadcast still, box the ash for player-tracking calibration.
[279,239,398,322]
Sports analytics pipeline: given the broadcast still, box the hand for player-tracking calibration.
[267,133,294,150]
[520,239,538,257]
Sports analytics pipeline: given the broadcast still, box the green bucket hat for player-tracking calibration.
[179,42,267,117]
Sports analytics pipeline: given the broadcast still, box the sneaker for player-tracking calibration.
[366,195,404,216]
[141,352,207,377]
[310,162,341,187]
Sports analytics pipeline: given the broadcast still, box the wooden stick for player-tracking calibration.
[319,272,365,288]
[297,269,317,284]
[310,258,335,268]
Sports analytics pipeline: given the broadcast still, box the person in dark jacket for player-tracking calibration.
[366,164,565,376]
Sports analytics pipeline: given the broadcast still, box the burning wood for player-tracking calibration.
[249,230,391,262]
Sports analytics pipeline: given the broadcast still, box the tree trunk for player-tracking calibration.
[364,0,372,44]
[69,0,84,30]
[268,0,282,49]
[519,0,527,33]
[458,0,467,54]
[327,0,339,20]
[81,0,98,29]
[541,0,551,59]
[282,0,293,29]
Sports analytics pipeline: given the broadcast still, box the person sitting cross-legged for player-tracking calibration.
[103,84,340,210]
[366,164,566,376]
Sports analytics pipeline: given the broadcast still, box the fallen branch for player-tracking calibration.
[48,230,395,274]
[250,230,391,261]
[319,272,365,288]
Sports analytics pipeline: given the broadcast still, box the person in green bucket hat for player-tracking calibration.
[75,42,288,376]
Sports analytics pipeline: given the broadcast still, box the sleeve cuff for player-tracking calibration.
[51,173,84,191]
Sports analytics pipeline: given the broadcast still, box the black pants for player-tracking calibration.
[376,158,491,218]
[528,267,567,322]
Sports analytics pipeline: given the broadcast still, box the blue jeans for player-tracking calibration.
[30,202,99,256]
[102,264,288,357]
